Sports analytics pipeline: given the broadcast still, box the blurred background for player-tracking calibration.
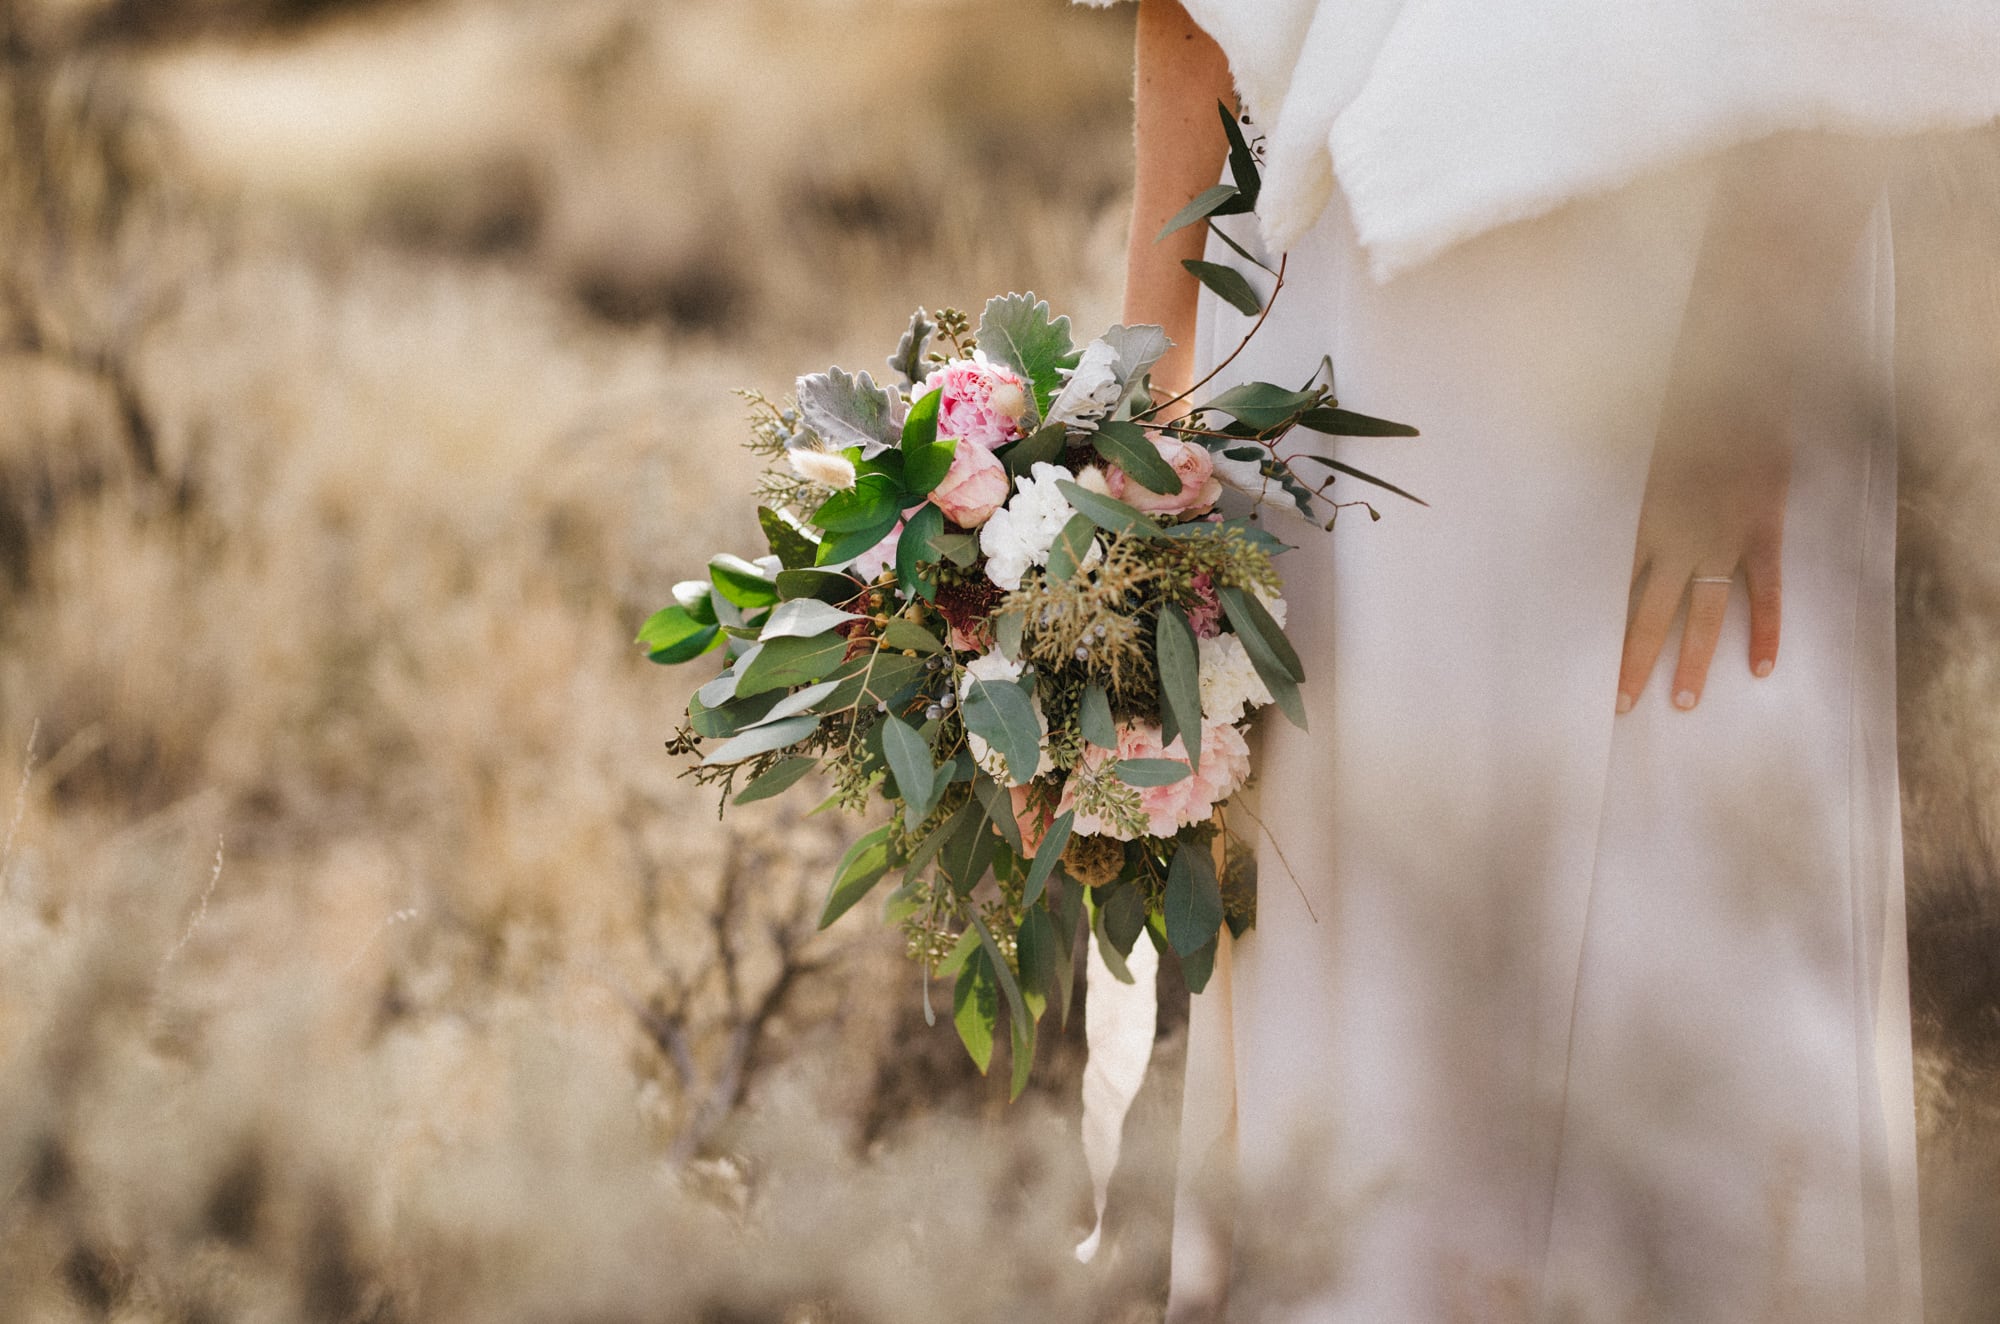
[2,0,1999,1319]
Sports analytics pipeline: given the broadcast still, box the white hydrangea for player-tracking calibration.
[957,650,1055,785]
[1198,632,1274,724]
[979,462,1099,591]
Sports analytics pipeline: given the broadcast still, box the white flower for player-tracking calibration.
[787,446,856,490]
[1198,633,1274,723]
[957,650,1055,785]
[1046,337,1123,431]
[1259,592,1288,627]
[979,462,1100,591]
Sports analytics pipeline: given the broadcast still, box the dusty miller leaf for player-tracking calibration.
[977,293,1076,424]
[796,366,905,456]
[888,307,936,388]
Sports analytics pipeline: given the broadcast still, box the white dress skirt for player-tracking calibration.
[1168,156,1921,1321]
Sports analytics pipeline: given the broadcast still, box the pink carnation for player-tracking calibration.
[923,355,1030,452]
[928,440,1010,528]
[1061,718,1252,841]
[1106,437,1223,517]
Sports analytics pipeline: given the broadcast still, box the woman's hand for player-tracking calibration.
[1617,396,1790,713]
[1615,132,1885,715]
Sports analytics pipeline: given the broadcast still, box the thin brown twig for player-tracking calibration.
[1229,798,1319,924]
[0,719,41,898]
[1146,253,1289,421]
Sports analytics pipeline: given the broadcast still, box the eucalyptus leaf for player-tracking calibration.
[1079,685,1117,749]
[819,823,897,929]
[1021,809,1074,908]
[881,716,940,825]
[1004,422,1068,478]
[1219,587,1304,682]
[970,915,1037,1098]
[757,505,819,570]
[1184,260,1264,318]
[1156,604,1203,773]
[700,713,821,767]
[1180,935,1219,995]
[688,688,780,740]
[1290,453,1429,506]
[1202,382,1322,432]
[977,293,1076,422]
[938,797,999,894]
[896,502,945,600]
[797,366,904,455]
[1220,100,1262,208]
[1164,841,1224,957]
[1044,513,1100,584]
[1100,881,1147,958]
[1295,406,1420,438]
[735,632,851,698]
[1016,906,1062,1023]
[746,678,844,726]
[1055,481,1161,540]
[879,618,945,654]
[733,756,817,805]
[1092,905,1136,985]
[1116,758,1193,788]
[1156,183,1249,241]
[974,775,1023,855]
[934,532,981,567]
[813,650,926,714]
[775,568,862,603]
[708,554,780,610]
[953,945,998,1074]
[1091,420,1182,495]
[759,599,862,641]
[905,795,979,884]
[961,674,1042,786]
[994,609,1025,661]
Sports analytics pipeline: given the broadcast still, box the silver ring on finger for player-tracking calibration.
[1691,575,1734,585]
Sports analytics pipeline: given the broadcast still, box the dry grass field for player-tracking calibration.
[2,0,1999,1319]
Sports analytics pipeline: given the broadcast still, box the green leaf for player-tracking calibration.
[1184,260,1263,317]
[734,632,852,698]
[903,440,957,500]
[1080,685,1117,749]
[700,713,821,767]
[933,532,981,567]
[896,502,945,600]
[819,824,897,929]
[977,293,1076,422]
[888,307,935,388]
[1164,841,1224,957]
[878,618,945,654]
[1100,881,1147,958]
[974,775,1023,855]
[1220,100,1261,209]
[1116,758,1192,788]
[775,568,862,603]
[810,474,902,534]
[758,505,819,570]
[1044,512,1100,584]
[1290,453,1429,506]
[758,599,861,641]
[1055,480,1161,540]
[1219,587,1304,682]
[688,689,780,739]
[1091,420,1182,496]
[814,511,901,568]
[813,650,926,713]
[905,795,979,884]
[936,926,981,979]
[1295,406,1420,438]
[1047,874,1082,1025]
[732,756,818,805]
[1202,382,1322,432]
[1156,604,1203,773]
[970,915,1037,1099]
[672,580,719,624]
[938,796,999,894]
[901,377,942,447]
[1220,588,1306,729]
[1017,906,1063,1023]
[1156,183,1250,241]
[1021,809,1074,909]
[1092,904,1136,985]
[797,366,903,454]
[708,555,780,610]
[1004,422,1069,478]
[994,608,1025,662]
[1180,935,1219,995]
[953,945,998,1074]
[750,679,844,726]
[637,606,721,665]
[961,675,1042,786]
[881,716,940,825]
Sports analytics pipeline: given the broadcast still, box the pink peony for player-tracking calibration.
[1061,718,1252,841]
[928,440,1010,528]
[923,354,1030,452]
[1106,437,1223,517]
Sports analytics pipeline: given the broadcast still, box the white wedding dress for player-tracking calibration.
[1069,1,2000,1319]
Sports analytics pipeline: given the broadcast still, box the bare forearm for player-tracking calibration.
[1124,0,1235,395]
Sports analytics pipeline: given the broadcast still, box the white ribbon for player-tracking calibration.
[1075,928,1159,1263]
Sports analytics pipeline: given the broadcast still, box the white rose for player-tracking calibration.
[978,462,1099,591]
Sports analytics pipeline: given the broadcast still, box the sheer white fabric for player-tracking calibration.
[1167,157,1919,1321]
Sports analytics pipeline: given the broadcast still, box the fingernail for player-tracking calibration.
[1675,689,1698,710]
[1616,692,1634,715]
[1754,659,1773,678]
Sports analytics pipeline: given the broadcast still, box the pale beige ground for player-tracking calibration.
[0,1,1996,1320]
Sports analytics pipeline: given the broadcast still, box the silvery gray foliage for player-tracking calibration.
[1047,323,1172,431]
[888,307,935,388]
[795,366,906,456]
[976,292,1076,428]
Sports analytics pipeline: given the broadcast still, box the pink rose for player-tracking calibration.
[1058,718,1252,841]
[928,440,1010,528]
[1106,437,1223,517]
[923,355,1030,452]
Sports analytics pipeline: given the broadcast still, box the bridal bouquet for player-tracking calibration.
[644,107,1415,1094]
